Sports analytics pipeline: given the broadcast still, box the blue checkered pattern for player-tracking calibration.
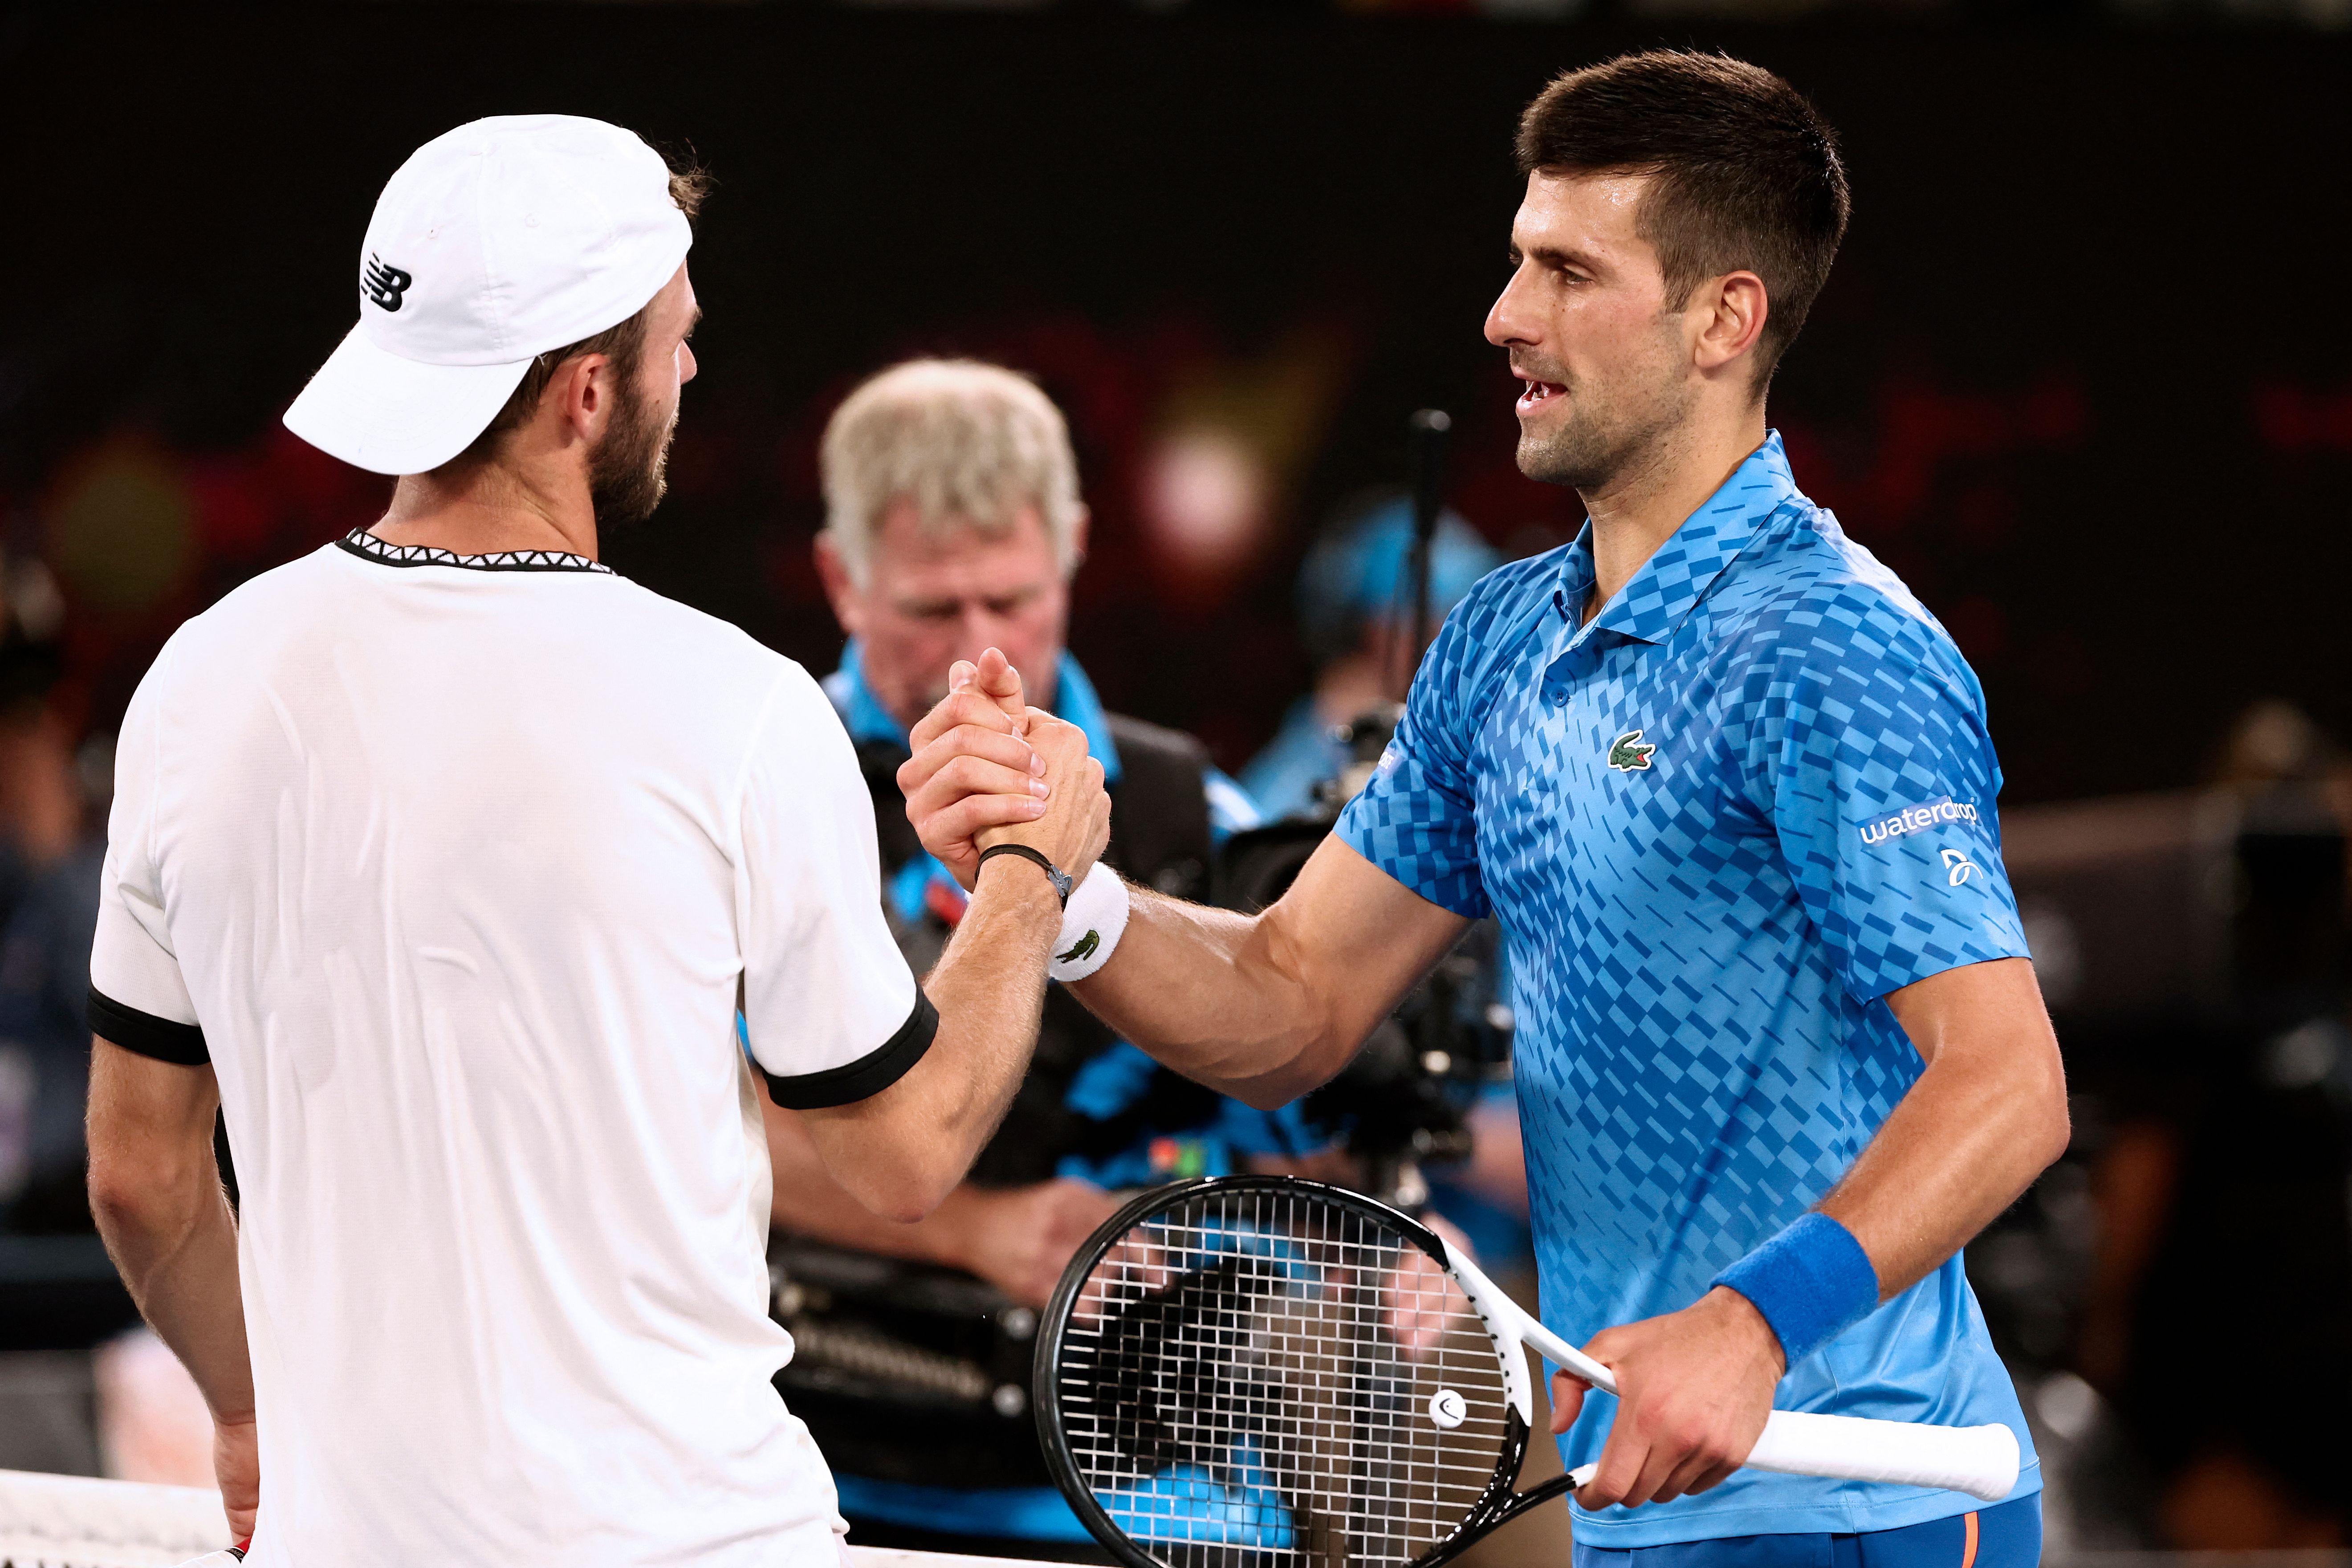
[1339,434,2040,1547]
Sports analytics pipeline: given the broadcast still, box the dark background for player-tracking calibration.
[4,5,2350,795]
[4,4,2352,1550]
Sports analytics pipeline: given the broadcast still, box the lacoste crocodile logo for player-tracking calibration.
[1607,729,1657,772]
[1056,929,1100,966]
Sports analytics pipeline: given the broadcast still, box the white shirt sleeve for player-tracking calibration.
[88,647,208,1064]
[737,665,932,1108]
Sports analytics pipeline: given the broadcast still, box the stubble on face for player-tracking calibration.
[1491,169,1697,497]
[1512,326,1693,494]
[589,368,678,529]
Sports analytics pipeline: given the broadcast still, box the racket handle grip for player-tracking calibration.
[1746,1411,2019,1502]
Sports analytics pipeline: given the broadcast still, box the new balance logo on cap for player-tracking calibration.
[285,116,694,475]
[362,254,412,312]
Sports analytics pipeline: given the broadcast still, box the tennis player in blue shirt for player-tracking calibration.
[897,50,2066,1568]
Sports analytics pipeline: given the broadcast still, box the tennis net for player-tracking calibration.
[0,1469,231,1568]
[0,1470,1053,1568]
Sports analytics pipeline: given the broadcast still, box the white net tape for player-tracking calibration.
[0,1470,230,1568]
[0,1473,1067,1568]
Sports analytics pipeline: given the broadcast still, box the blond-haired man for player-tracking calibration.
[762,358,1284,1557]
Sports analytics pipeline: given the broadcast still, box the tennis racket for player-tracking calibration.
[1034,1175,2019,1568]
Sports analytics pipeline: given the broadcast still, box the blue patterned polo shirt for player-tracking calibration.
[1336,433,2040,1546]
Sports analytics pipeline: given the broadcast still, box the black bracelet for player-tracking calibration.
[977,843,1073,907]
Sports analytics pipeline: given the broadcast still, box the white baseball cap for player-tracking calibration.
[284,114,693,476]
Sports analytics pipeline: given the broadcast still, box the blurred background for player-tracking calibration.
[0,2,2348,1563]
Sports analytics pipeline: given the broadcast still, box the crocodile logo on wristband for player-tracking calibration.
[1056,929,1100,966]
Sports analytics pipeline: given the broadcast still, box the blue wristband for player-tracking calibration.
[1711,1212,1880,1369]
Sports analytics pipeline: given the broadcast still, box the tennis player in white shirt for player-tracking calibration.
[81,115,1107,1568]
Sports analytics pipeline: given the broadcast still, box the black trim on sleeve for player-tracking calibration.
[88,987,208,1066]
[761,990,938,1110]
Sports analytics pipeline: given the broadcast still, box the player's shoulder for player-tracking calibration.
[194,542,344,617]
[1718,503,1972,690]
[1427,548,1564,691]
[578,574,818,701]
[153,544,347,673]
[598,573,789,671]
[1453,548,1562,636]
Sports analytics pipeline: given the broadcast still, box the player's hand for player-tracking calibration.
[1551,1286,1784,1509]
[974,709,1110,885]
[945,1179,1123,1308]
[900,649,1046,889]
[214,1412,259,1539]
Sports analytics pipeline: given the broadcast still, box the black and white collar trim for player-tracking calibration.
[337,528,613,575]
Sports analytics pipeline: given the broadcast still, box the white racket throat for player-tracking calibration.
[1434,1236,2021,1504]
[1436,1236,1611,1425]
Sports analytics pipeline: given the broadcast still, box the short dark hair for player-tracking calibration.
[439,164,711,470]
[1516,51,1848,390]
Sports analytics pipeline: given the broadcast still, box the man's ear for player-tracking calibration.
[813,533,864,637]
[1066,506,1091,576]
[1692,271,1769,380]
[545,352,618,447]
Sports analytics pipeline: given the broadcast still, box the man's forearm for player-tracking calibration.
[1549,960,2067,1511]
[1071,888,1332,1108]
[1073,838,1470,1111]
[764,1094,967,1266]
[906,858,1060,1158]
[87,1111,253,1423]
[799,857,1061,1220]
[1820,957,2070,1298]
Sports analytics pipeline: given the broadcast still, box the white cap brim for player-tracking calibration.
[283,325,535,477]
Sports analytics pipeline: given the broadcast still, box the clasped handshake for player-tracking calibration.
[895,646,1114,898]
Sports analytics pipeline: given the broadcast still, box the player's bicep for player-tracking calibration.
[1273,835,1473,1072]
[86,1036,220,1197]
[739,670,933,1108]
[90,877,203,1065]
[1767,639,2030,1001]
[1882,955,2060,1072]
[90,661,203,1062]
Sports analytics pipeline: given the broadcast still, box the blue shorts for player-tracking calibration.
[1571,1495,2040,1568]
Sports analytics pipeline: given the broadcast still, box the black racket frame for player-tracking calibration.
[1034,1173,1574,1568]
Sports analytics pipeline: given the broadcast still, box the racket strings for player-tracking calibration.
[1054,1188,1516,1568]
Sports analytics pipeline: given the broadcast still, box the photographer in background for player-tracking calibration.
[1236,498,1531,1267]
[765,358,1305,1558]
[1240,494,1500,824]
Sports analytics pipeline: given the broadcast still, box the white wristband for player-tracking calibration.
[1047,863,1131,983]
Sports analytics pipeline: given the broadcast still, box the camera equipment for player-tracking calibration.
[1211,409,1514,1211]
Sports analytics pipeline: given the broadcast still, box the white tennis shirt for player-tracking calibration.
[89,530,931,1567]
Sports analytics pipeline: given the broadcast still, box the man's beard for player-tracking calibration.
[1514,353,1691,493]
[589,374,677,529]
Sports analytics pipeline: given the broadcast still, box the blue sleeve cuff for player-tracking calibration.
[1711,1212,1880,1369]
[1331,806,1493,920]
